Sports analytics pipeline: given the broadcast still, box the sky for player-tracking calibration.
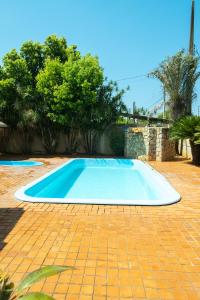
[0,0,200,114]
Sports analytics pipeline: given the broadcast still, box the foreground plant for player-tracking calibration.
[0,265,72,300]
[170,116,200,165]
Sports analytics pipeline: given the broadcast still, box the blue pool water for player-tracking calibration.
[15,159,180,205]
[0,160,43,167]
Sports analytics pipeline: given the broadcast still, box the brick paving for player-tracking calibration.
[0,156,200,299]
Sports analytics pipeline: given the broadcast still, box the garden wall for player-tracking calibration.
[1,126,176,161]
[3,129,115,155]
[124,127,175,161]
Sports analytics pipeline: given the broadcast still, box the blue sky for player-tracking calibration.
[0,0,199,113]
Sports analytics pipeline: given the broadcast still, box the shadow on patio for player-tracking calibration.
[0,208,24,250]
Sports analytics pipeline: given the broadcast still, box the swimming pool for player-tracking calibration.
[15,158,180,205]
[0,160,43,167]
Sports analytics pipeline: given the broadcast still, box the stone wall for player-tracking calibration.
[143,127,157,160]
[124,128,146,159]
[156,128,175,161]
[125,127,175,161]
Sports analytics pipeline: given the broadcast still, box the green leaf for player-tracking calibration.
[19,292,55,300]
[16,266,72,293]
[170,116,200,141]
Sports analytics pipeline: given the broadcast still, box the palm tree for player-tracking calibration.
[149,51,200,121]
[170,116,200,165]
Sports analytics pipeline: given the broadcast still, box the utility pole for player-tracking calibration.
[187,0,195,115]
[163,88,166,119]
[132,101,136,115]
[189,0,195,55]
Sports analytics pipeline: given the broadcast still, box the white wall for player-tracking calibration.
[181,139,192,159]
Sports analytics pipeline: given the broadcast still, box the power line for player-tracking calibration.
[115,74,147,82]
[146,98,163,110]
[115,73,165,113]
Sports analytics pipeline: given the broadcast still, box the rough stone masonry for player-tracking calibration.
[124,127,175,161]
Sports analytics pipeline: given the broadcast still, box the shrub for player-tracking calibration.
[110,127,125,156]
[0,265,72,300]
[170,116,200,165]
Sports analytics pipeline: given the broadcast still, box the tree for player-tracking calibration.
[44,35,68,62]
[170,116,200,165]
[35,59,64,153]
[16,108,38,154]
[0,34,127,154]
[80,80,127,153]
[0,35,73,154]
[132,101,148,116]
[66,45,81,62]
[20,41,44,80]
[0,78,18,127]
[37,55,104,153]
[149,51,200,120]
[3,49,31,87]
[0,49,38,153]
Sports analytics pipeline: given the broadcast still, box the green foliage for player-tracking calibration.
[157,110,171,120]
[19,292,54,300]
[0,271,14,300]
[132,101,147,116]
[170,115,200,142]
[80,80,127,153]
[149,51,200,120]
[37,54,103,126]
[66,45,81,62]
[36,59,64,103]
[20,41,44,79]
[0,34,127,154]
[110,127,125,156]
[170,116,200,165]
[94,81,127,129]
[16,266,70,293]
[194,126,200,144]
[0,266,72,300]
[44,35,68,62]
[0,78,18,126]
[3,49,20,66]
[36,54,106,153]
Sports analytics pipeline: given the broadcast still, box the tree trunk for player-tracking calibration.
[179,139,183,156]
[82,130,97,154]
[40,126,58,154]
[19,128,32,154]
[0,128,11,153]
[65,128,78,154]
[175,140,179,155]
[190,140,200,166]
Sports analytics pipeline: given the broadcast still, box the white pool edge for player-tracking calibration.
[15,158,181,206]
[0,161,43,167]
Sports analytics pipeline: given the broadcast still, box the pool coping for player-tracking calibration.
[0,160,43,167]
[15,158,181,206]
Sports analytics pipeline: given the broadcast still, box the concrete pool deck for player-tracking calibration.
[0,156,200,299]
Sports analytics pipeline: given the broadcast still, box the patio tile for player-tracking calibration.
[0,156,200,299]
[81,284,94,295]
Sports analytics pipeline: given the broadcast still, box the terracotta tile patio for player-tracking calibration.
[0,156,200,299]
